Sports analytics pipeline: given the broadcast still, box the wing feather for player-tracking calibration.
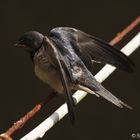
[43,37,75,124]
[51,27,134,72]
[75,29,134,72]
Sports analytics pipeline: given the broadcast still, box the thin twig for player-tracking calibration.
[8,93,56,136]
[0,93,56,140]
[0,16,139,140]
[110,16,140,45]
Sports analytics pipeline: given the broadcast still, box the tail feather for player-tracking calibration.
[78,75,133,110]
[95,87,133,110]
[76,63,132,110]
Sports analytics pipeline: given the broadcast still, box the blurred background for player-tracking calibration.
[0,0,139,140]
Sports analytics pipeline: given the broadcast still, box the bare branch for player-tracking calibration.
[110,16,140,45]
[0,93,56,140]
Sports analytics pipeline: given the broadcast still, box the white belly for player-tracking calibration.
[34,64,64,94]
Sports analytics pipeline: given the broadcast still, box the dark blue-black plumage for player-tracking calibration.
[15,27,134,124]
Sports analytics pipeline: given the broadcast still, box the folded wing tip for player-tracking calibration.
[119,101,133,110]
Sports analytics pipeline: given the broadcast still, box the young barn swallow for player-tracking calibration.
[15,27,134,124]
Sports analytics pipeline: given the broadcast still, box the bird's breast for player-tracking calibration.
[34,63,64,94]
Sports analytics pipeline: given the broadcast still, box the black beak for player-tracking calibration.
[14,43,26,48]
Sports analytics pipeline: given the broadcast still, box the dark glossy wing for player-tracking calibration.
[50,28,94,73]
[51,27,134,72]
[43,37,75,124]
[49,27,133,110]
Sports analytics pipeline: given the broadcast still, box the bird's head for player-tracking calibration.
[15,31,44,53]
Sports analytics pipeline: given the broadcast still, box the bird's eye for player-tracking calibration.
[49,32,54,37]
[50,32,61,39]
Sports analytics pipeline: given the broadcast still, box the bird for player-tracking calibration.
[15,27,134,124]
